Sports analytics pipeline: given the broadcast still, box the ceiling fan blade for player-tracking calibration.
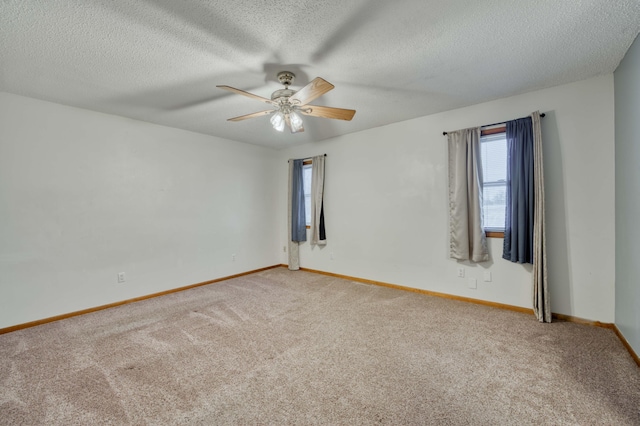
[299,105,356,121]
[289,77,334,105]
[227,110,276,122]
[216,85,276,105]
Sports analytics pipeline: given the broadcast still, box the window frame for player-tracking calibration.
[480,126,506,239]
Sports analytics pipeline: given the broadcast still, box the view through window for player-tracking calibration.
[302,163,312,226]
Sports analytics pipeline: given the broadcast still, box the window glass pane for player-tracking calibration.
[480,133,507,231]
[303,164,312,226]
[483,184,506,230]
[481,135,507,183]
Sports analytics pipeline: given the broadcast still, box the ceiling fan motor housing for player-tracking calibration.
[271,88,296,101]
[273,71,298,109]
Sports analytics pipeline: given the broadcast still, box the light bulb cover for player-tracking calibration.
[289,111,304,133]
[270,112,285,132]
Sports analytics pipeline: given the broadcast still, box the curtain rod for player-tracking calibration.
[287,154,327,162]
[442,113,545,136]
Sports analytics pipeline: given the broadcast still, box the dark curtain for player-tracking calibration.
[319,200,326,241]
[291,159,307,242]
[503,117,534,263]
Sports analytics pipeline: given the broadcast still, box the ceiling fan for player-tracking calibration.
[216,71,356,134]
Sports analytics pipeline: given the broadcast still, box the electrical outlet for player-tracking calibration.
[283,246,287,252]
[483,271,492,282]
[232,254,236,262]
[330,252,334,260]
[457,267,465,278]
[117,272,125,283]
[468,278,477,289]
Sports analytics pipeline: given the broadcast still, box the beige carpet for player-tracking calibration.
[1,267,639,425]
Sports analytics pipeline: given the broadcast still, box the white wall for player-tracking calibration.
[614,35,640,354]
[278,75,616,323]
[0,75,617,329]
[0,92,280,329]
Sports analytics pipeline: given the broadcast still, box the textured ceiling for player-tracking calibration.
[1,1,639,149]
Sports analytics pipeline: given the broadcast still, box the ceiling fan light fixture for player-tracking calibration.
[270,111,285,132]
[289,111,304,133]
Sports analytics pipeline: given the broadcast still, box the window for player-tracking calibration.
[302,162,312,227]
[480,128,507,237]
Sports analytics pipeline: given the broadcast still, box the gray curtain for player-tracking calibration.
[503,117,534,263]
[531,111,550,322]
[447,127,489,262]
[288,159,305,270]
[502,112,549,322]
[310,155,326,246]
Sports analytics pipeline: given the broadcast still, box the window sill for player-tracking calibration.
[485,231,504,239]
